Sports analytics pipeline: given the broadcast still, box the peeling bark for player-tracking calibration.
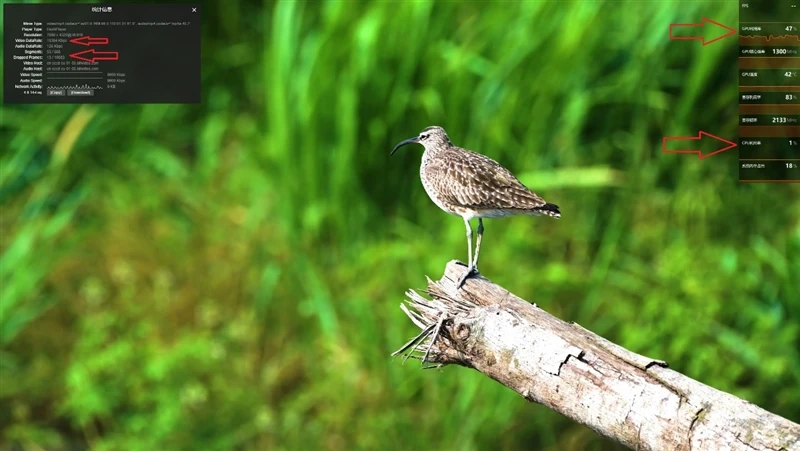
[392,261,800,451]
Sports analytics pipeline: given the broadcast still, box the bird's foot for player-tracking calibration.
[456,265,479,289]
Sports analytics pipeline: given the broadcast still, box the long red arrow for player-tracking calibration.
[662,131,737,159]
[69,36,109,46]
[669,18,736,46]
[69,49,119,63]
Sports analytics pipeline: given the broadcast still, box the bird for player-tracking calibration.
[391,126,560,289]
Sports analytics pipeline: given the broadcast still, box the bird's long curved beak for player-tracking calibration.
[391,137,420,156]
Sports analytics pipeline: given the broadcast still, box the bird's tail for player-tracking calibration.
[534,203,561,218]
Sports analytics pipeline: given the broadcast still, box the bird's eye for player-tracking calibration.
[420,134,428,140]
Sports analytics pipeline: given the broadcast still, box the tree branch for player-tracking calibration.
[392,261,800,451]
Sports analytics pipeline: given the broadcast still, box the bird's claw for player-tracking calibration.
[456,265,479,289]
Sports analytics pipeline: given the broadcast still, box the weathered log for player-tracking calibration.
[392,261,800,451]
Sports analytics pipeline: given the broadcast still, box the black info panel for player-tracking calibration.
[4,3,201,104]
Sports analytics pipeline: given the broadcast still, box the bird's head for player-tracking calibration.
[391,126,451,155]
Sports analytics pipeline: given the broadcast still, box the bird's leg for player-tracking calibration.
[457,218,478,289]
[472,218,484,271]
[464,218,473,269]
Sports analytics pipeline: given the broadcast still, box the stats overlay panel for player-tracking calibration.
[4,3,200,104]
[739,1,800,182]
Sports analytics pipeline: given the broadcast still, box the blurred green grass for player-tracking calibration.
[2,0,799,450]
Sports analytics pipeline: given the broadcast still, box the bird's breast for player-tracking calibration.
[420,161,458,215]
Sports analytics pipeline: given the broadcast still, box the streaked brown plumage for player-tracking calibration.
[392,126,560,288]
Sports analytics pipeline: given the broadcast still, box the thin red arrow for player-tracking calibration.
[662,131,737,159]
[69,36,109,46]
[669,18,737,46]
[69,49,119,63]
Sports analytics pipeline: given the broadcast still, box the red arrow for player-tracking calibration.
[69,36,109,46]
[69,49,119,63]
[662,131,737,160]
[669,18,736,46]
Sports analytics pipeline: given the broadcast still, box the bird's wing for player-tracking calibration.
[429,149,548,210]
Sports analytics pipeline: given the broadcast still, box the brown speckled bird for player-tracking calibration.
[391,126,560,288]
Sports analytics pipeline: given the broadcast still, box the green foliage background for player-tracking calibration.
[2,0,799,450]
